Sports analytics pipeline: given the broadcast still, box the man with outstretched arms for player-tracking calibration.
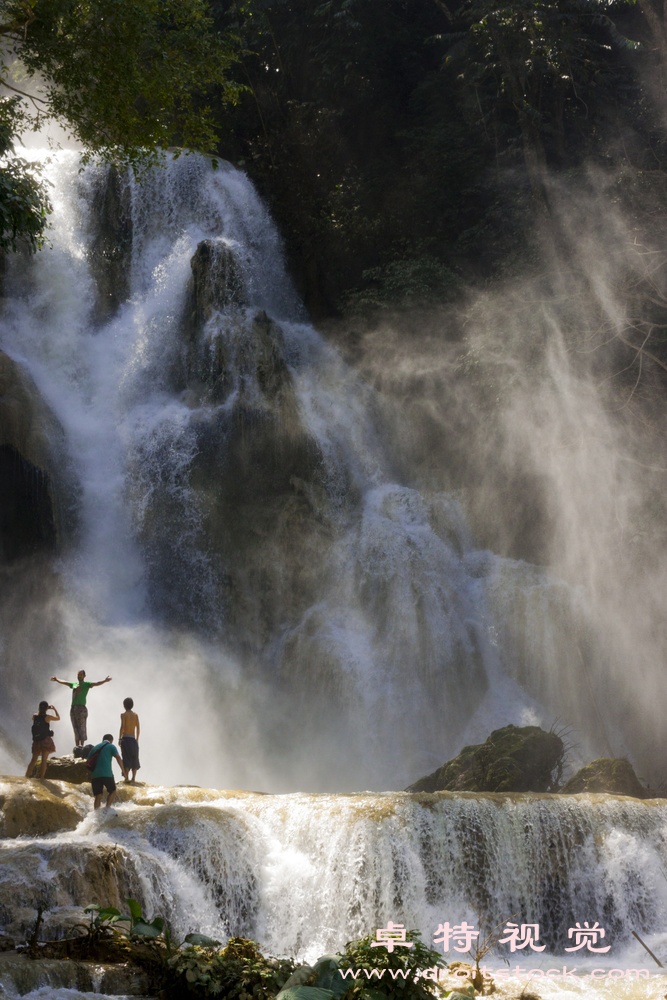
[87,734,126,809]
[51,670,112,747]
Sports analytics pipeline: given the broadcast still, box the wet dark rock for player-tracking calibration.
[88,166,132,323]
[189,238,246,324]
[561,757,648,798]
[178,239,246,399]
[405,725,565,793]
[0,351,69,563]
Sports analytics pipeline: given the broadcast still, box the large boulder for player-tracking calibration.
[561,758,648,798]
[405,725,564,793]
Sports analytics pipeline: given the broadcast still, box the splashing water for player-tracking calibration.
[0,152,642,791]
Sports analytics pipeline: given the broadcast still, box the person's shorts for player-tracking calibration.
[91,775,116,795]
[120,735,140,771]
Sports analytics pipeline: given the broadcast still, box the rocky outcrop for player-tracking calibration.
[0,777,89,837]
[134,241,336,643]
[405,725,565,793]
[0,839,153,942]
[42,753,92,785]
[178,238,246,401]
[189,238,246,324]
[561,757,648,798]
[88,166,132,323]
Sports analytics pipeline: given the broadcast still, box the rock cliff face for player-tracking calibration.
[135,238,337,645]
[87,166,132,324]
[0,354,72,758]
[0,351,69,564]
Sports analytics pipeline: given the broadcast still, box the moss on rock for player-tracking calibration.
[405,725,564,793]
[561,758,648,798]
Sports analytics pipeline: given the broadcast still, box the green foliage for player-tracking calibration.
[337,931,449,1000]
[210,0,653,316]
[0,0,243,251]
[0,96,51,252]
[69,903,128,945]
[343,247,463,316]
[1,0,241,171]
[165,935,296,1000]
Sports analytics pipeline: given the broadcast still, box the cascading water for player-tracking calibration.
[1,152,667,1000]
[0,151,618,791]
[2,783,667,989]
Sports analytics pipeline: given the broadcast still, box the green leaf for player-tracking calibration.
[184,932,223,947]
[126,898,143,923]
[132,920,163,938]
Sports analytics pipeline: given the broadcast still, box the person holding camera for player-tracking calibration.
[26,701,60,779]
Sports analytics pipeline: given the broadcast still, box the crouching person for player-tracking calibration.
[87,733,127,809]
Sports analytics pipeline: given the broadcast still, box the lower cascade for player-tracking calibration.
[1,781,667,968]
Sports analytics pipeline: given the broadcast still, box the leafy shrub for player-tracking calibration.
[165,936,296,999]
[337,931,449,1000]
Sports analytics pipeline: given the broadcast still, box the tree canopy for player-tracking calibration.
[0,0,242,250]
[205,0,650,316]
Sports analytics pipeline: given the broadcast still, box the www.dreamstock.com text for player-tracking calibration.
[337,965,652,983]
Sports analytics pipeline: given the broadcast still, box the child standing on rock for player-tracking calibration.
[119,697,140,782]
[26,701,60,779]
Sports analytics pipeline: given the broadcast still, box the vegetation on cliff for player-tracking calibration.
[208,0,660,315]
[0,0,241,249]
[3,0,667,319]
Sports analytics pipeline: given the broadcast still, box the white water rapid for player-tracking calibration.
[2,784,667,999]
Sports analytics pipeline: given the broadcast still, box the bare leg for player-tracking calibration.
[105,790,117,808]
[131,769,137,782]
[25,753,40,778]
[94,793,103,809]
[39,752,51,779]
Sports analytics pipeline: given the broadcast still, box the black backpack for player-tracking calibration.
[31,715,53,741]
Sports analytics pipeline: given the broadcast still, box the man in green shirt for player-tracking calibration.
[51,670,112,748]
[87,734,126,809]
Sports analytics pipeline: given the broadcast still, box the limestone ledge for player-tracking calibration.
[0,950,151,997]
[0,776,90,837]
[0,773,262,839]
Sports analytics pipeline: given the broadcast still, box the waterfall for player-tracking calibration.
[2,786,667,967]
[0,151,643,790]
[1,151,667,1000]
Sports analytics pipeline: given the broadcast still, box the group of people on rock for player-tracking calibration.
[26,670,141,809]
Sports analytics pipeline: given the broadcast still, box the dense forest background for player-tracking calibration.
[2,0,666,319]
